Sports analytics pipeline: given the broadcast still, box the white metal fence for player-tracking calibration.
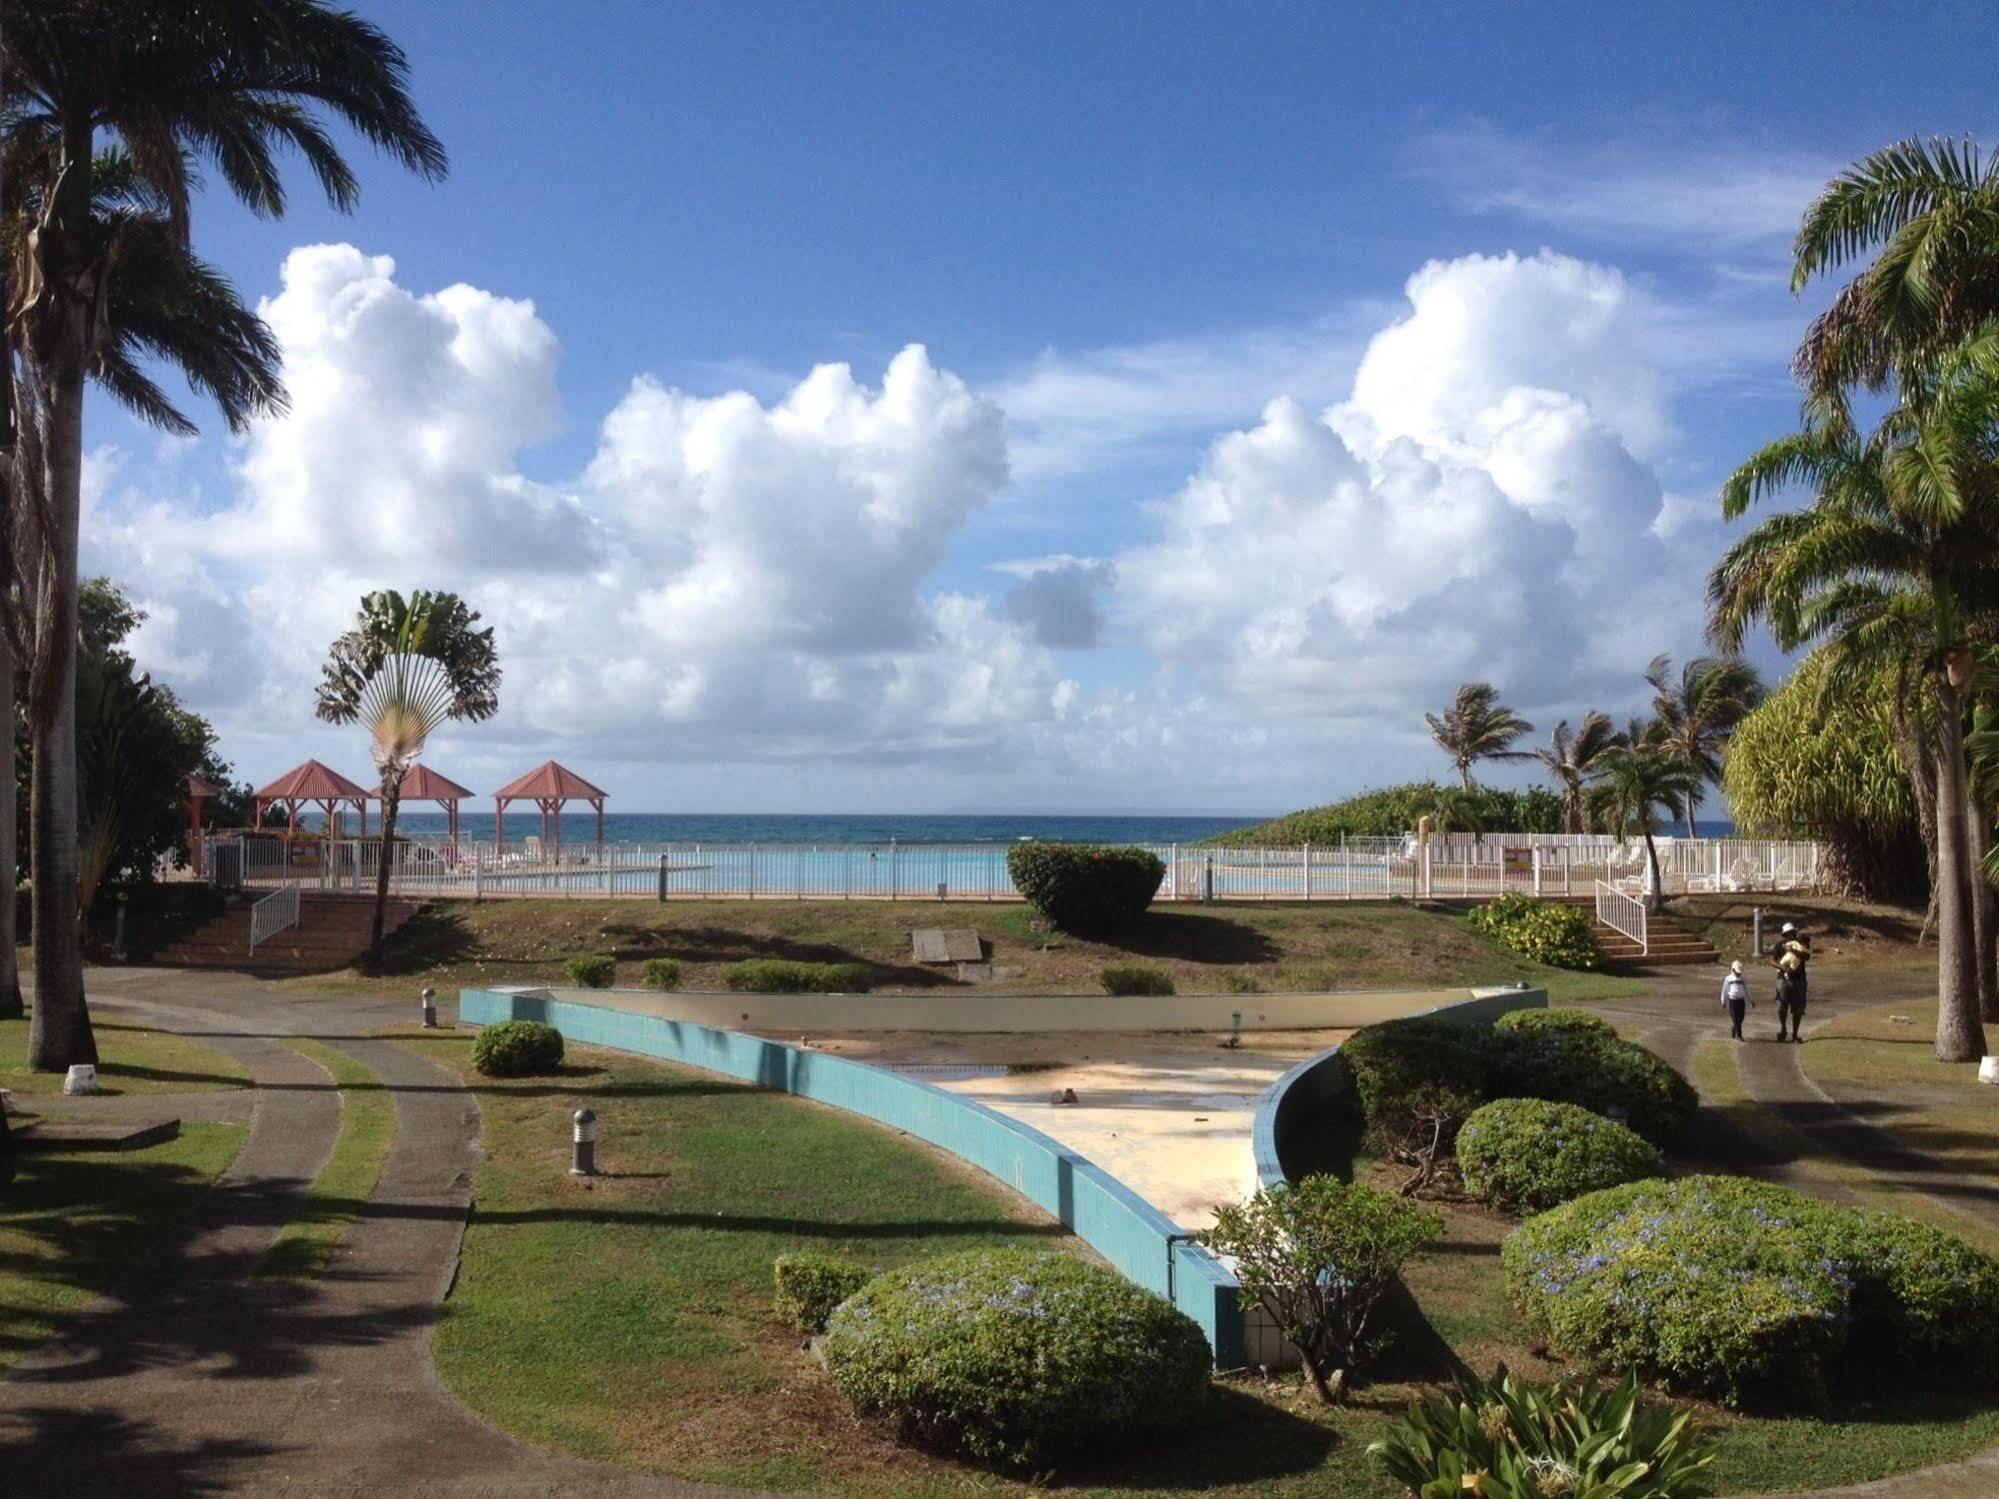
[248,881,301,954]
[1593,880,1649,954]
[202,833,1822,904]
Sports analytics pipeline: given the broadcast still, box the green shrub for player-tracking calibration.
[772,1252,875,1334]
[1339,1020,1491,1192]
[823,1248,1211,1468]
[722,958,875,993]
[1468,894,1601,971]
[472,1019,565,1078]
[1204,1176,1439,1403]
[1504,1175,1999,1406]
[1458,1097,1665,1213]
[563,953,616,988]
[1488,1026,1697,1148]
[640,957,682,991]
[1099,963,1175,996]
[1221,970,1262,994]
[1006,843,1165,933]
[1208,782,1564,846]
[1369,1364,1717,1498]
[1493,1006,1615,1037]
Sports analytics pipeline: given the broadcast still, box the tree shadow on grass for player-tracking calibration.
[358,906,476,977]
[1104,911,1281,967]
[1045,1380,1342,1490]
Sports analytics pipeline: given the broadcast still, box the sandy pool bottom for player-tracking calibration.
[773,1028,1350,1229]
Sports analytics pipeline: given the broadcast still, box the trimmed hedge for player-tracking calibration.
[1487,1025,1697,1148]
[1458,1098,1664,1213]
[772,1252,875,1334]
[1467,894,1601,971]
[1100,963,1175,996]
[472,1019,565,1077]
[564,954,616,988]
[641,957,682,991]
[823,1248,1211,1467]
[1493,1006,1615,1037]
[722,958,875,993]
[1006,844,1165,933]
[1504,1175,1999,1405]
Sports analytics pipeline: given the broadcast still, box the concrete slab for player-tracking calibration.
[11,1116,181,1152]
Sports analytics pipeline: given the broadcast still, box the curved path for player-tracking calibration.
[0,969,749,1497]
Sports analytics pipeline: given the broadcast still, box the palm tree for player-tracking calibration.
[316,591,499,961]
[1424,683,1534,790]
[2,3,443,1069]
[1711,337,1999,1062]
[1588,748,1702,909]
[1645,655,1767,836]
[1534,713,1625,834]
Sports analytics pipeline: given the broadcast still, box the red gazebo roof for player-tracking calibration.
[377,764,474,801]
[254,758,370,803]
[493,760,606,801]
[184,771,224,800]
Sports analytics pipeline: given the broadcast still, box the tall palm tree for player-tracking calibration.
[1711,336,1999,1062]
[316,591,499,961]
[1424,682,1534,790]
[1534,712,1624,834]
[1644,655,1767,836]
[2,3,443,1069]
[1588,747,1702,909]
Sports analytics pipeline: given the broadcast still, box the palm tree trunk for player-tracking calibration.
[1970,795,1999,1024]
[370,775,400,962]
[25,327,93,1071]
[1933,678,1984,1061]
[0,625,21,1022]
[1891,685,1941,906]
[1643,828,1663,912]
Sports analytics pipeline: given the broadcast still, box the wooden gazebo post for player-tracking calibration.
[493,761,609,862]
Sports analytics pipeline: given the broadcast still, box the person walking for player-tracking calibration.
[1720,959,1752,1040]
[1771,921,1812,1042]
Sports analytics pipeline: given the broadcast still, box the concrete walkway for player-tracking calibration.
[0,968,747,1497]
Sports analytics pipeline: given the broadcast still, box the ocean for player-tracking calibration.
[373,811,1271,846]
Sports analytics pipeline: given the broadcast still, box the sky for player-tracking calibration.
[86,1,1999,814]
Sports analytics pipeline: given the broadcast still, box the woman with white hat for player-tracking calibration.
[1720,959,1753,1041]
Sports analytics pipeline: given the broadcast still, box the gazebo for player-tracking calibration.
[493,760,606,857]
[376,764,475,845]
[183,771,222,875]
[254,758,371,835]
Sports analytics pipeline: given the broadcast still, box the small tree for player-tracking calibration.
[316,591,499,960]
[1203,1176,1440,1404]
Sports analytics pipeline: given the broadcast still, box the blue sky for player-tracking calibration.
[87,2,1999,812]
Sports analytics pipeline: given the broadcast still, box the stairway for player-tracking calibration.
[150,891,424,973]
[1540,894,1720,968]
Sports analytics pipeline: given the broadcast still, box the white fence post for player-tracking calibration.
[1303,842,1313,901]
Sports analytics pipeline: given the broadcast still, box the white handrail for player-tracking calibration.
[249,881,301,955]
[1593,879,1647,955]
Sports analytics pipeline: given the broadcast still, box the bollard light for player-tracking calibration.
[420,986,438,1029]
[571,1107,597,1176]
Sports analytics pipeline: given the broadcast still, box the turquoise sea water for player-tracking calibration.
[376,811,1270,846]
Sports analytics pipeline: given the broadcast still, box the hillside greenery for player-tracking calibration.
[1209,781,1563,846]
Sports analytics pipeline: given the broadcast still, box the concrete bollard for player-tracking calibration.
[63,1064,100,1096]
[421,986,437,1029]
[571,1107,597,1176]
[1980,1057,1999,1086]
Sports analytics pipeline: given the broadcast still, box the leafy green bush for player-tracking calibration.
[1488,1026,1696,1148]
[640,957,681,991]
[722,958,875,993]
[1493,1006,1615,1037]
[1006,843,1165,933]
[772,1252,875,1334]
[1504,1175,1999,1405]
[1099,963,1175,996]
[1369,1364,1717,1499]
[563,954,616,988]
[471,1019,565,1078]
[1339,1020,1492,1192]
[1204,1176,1439,1403]
[823,1248,1211,1468]
[1468,895,1601,971]
[1208,782,1565,845]
[1458,1098,1665,1213]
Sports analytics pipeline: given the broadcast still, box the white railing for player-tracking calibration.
[1594,880,1648,955]
[249,881,301,954]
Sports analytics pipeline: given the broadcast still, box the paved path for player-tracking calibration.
[0,968,746,1497]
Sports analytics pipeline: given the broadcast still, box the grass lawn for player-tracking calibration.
[0,1121,247,1369]
[1669,893,1933,973]
[1,1009,250,1096]
[257,1039,396,1281]
[289,897,1645,1006]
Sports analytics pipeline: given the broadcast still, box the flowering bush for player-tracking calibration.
[1468,895,1601,970]
[772,1252,874,1333]
[1006,844,1166,933]
[1458,1098,1665,1213]
[1487,1026,1696,1148]
[823,1248,1210,1468]
[1503,1175,1999,1405]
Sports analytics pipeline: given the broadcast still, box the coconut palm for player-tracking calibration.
[316,591,499,961]
[1587,748,1702,909]
[1711,336,1999,1062]
[2,2,443,1069]
[1534,713,1625,834]
[1644,655,1767,837]
[1424,683,1534,790]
